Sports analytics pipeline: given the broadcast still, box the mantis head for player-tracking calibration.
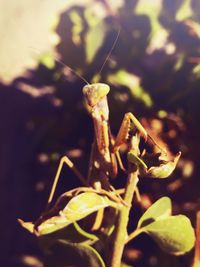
[82,83,110,107]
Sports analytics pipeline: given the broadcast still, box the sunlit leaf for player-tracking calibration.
[21,192,121,235]
[144,152,181,179]
[44,239,105,267]
[69,10,84,45]
[137,197,172,229]
[174,54,185,72]
[143,215,195,255]
[157,110,167,119]
[192,64,200,79]
[39,53,56,69]
[85,20,106,64]
[135,0,161,31]
[107,70,153,107]
[135,0,171,54]
[176,0,193,21]
[18,219,34,233]
[128,147,181,179]
[62,192,120,220]
[135,197,195,255]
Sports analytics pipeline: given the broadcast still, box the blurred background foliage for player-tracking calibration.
[0,0,200,266]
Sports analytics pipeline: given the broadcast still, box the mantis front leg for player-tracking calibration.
[113,112,148,154]
[113,112,166,156]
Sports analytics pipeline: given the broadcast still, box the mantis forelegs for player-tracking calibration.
[113,112,148,154]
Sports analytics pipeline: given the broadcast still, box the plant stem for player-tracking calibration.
[125,227,144,244]
[109,166,139,267]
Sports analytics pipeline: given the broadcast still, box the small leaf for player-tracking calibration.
[137,197,172,229]
[144,215,195,255]
[135,0,163,37]
[144,152,181,179]
[37,215,71,235]
[39,53,55,69]
[107,70,153,107]
[176,0,193,21]
[18,219,34,233]
[69,10,83,45]
[44,239,105,267]
[127,150,148,169]
[85,21,106,64]
[62,192,119,220]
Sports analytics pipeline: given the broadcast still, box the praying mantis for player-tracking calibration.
[39,80,150,231]
[82,82,148,187]
[31,25,174,234]
[43,29,160,216]
[45,81,150,211]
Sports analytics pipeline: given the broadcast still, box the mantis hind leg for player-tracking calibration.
[45,155,87,211]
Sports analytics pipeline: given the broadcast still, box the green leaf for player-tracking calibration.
[85,21,106,64]
[18,219,34,233]
[127,150,148,169]
[39,222,98,250]
[69,10,83,45]
[144,215,195,255]
[135,0,164,40]
[143,152,181,179]
[176,0,193,21]
[107,70,153,107]
[136,197,195,255]
[192,64,200,79]
[37,192,120,235]
[44,239,105,267]
[39,52,56,69]
[137,197,172,229]
[62,192,119,220]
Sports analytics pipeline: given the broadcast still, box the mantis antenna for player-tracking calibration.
[98,27,121,76]
[30,26,120,85]
[51,55,90,85]
[53,27,121,82]
[29,47,89,85]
